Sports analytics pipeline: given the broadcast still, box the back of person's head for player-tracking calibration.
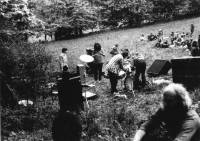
[52,111,82,141]
[62,48,68,53]
[162,83,192,111]
[192,41,198,48]
[94,42,101,52]
[121,51,128,58]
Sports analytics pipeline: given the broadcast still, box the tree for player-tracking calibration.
[34,0,97,37]
[0,0,46,41]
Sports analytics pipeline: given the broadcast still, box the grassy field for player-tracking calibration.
[2,17,200,141]
[46,17,200,72]
[44,17,200,140]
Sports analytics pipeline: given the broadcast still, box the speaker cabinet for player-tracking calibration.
[171,57,200,90]
[147,60,171,76]
[58,72,84,113]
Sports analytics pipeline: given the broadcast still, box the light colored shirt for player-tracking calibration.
[59,53,68,71]
[106,54,124,74]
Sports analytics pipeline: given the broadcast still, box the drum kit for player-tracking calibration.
[79,54,94,63]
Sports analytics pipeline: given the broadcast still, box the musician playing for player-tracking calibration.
[106,51,129,95]
[131,52,146,90]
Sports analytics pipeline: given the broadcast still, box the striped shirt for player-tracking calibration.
[106,54,124,74]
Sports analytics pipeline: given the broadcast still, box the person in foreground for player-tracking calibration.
[132,83,200,141]
[52,110,82,141]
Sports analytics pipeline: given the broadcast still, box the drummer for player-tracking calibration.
[131,52,146,91]
[106,51,129,95]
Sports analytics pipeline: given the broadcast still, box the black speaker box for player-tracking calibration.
[171,57,200,90]
[147,60,171,76]
[58,72,84,113]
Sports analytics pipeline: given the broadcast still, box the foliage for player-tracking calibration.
[1,16,200,141]
[0,38,52,101]
[33,0,97,36]
[1,104,58,140]
[0,0,46,41]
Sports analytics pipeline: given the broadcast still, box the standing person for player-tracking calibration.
[190,41,199,56]
[59,48,68,72]
[131,53,146,90]
[190,24,194,37]
[198,35,200,55]
[93,43,105,83]
[106,51,129,95]
[157,29,163,40]
[132,83,200,141]
[170,32,175,45]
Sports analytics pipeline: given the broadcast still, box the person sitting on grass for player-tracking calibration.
[132,83,200,141]
[52,110,82,141]
[155,39,162,48]
[148,33,157,41]
[140,34,145,41]
[161,40,170,48]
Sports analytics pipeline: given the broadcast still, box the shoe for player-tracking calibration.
[113,92,120,96]
[93,81,98,84]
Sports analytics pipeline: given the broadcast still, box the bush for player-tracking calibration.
[0,37,52,101]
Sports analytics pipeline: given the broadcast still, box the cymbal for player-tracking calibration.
[79,54,94,63]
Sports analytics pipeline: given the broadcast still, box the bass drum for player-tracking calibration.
[124,76,134,91]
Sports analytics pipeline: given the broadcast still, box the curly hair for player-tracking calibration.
[52,111,82,141]
[162,83,192,111]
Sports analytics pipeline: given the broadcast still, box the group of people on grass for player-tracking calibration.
[146,24,200,52]
[59,42,147,95]
[56,24,200,141]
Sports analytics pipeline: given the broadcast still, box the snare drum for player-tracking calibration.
[124,76,134,91]
[118,70,126,79]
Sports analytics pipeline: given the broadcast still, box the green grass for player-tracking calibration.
[2,17,200,141]
[46,17,200,72]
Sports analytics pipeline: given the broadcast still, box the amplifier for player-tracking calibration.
[147,60,171,76]
[171,57,200,90]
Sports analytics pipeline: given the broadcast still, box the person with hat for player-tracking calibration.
[59,48,68,72]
